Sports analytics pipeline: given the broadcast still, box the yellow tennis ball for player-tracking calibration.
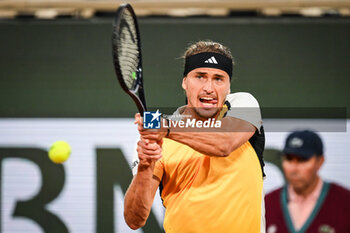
[49,141,71,164]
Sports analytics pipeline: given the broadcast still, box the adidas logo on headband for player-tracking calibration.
[204,56,218,64]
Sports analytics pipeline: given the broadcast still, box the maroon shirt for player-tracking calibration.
[265,182,350,233]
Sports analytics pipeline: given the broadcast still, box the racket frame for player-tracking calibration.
[112,3,147,114]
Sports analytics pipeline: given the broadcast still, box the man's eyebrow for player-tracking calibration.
[213,74,225,78]
[195,72,225,77]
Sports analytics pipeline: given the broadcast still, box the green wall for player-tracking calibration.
[1,17,349,117]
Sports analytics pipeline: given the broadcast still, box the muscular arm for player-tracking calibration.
[136,112,256,157]
[124,140,161,229]
[168,116,256,157]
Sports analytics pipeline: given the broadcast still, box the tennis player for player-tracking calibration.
[124,41,266,233]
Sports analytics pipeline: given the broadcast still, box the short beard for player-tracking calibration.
[193,107,220,120]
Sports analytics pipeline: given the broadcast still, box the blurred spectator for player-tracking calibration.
[265,130,350,233]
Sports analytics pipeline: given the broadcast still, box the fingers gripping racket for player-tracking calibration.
[112,3,147,114]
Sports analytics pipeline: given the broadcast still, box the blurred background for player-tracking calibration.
[0,0,350,233]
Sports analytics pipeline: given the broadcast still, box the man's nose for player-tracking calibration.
[288,159,301,171]
[202,79,214,93]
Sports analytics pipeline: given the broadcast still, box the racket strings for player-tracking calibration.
[116,10,140,90]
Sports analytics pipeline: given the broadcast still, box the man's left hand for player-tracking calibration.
[134,113,168,142]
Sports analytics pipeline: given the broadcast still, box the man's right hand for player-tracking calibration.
[137,138,162,168]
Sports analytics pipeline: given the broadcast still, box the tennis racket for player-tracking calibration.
[112,3,146,114]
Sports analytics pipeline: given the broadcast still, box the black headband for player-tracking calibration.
[183,52,233,78]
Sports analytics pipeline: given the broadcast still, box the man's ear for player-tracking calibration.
[316,156,325,171]
[182,77,187,90]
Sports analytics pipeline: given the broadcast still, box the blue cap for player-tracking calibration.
[282,130,324,159]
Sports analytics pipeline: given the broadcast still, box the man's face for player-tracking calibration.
[182,67,230,119]
[282,154,324,194]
